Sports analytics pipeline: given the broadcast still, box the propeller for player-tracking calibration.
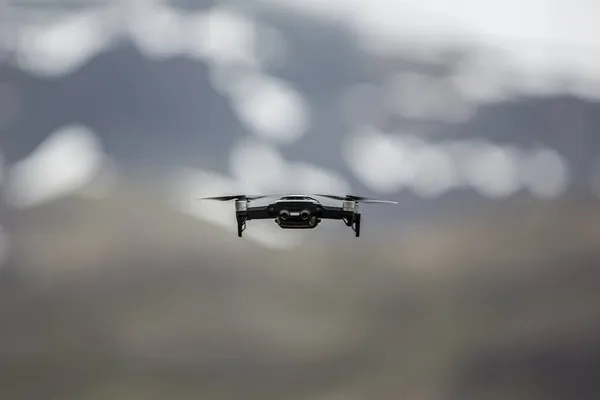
[312,194,398,204]
[198,194,270,201]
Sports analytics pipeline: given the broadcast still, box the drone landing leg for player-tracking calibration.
[237,216,247,237]
[352,214,361,237]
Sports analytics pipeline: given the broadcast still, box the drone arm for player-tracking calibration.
[241,205,273,220]
[319,205,347,219]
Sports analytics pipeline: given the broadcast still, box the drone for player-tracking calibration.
[199,194,397,237]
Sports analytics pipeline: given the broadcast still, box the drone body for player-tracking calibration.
[200,194,397,237]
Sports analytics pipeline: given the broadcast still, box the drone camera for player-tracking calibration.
[280,210,290,220]
[300,210,310,220]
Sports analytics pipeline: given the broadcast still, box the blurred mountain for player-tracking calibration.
[1,41,248,173]
[3,9,600,182]
[2,3,600,234]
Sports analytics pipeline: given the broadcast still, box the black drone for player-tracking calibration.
[199,194,397,237]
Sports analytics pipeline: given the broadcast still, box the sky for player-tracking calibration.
[3,0,600,81]
[258,0,600,47]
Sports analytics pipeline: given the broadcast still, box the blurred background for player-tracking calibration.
[1,0,600,398]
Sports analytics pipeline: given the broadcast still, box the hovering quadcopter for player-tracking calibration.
[199,194,397,237]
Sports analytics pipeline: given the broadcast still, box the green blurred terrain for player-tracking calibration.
[1,186,600,400]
